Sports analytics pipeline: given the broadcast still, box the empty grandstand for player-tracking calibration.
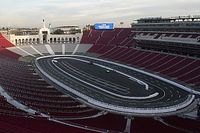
[0,14,200,133]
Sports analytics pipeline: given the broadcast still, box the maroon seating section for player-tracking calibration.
[131,117,184,133]
[99,46,200,89]
[83,28,200,89]
[73,113,127,132]
[162,116,200,132]
[0,47,125,132]
[0,34,15,48]
[0,48,20,59]
[81,28,136,47]
[0,96,27,116]
[0,55,100,120]
[81,29,200,132]
[0,115,96,133]
[0,29,199,132]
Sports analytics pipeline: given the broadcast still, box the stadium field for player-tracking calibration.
[34,55,195,116]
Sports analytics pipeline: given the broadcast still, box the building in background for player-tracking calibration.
[131,15,200,32]
[51,26,81,34]
[6,20,82,46]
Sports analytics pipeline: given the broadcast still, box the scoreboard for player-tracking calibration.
[95,23,114,30]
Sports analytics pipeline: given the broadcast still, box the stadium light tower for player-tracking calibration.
[49,23,51,29]
[120,22,124,28]
[43,19,46,28]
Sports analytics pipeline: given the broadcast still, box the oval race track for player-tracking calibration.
[34,55,195,116]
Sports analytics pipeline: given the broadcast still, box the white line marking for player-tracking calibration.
[72,44,80,55]
[62,44,65,55]
[52,57,158,100]
[17,46,35,57]
[30,45,43,55]
[45,44,55,55]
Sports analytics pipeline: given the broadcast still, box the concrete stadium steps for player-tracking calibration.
[75,44,92,53]
[8,46,34,57]
[0,48,20,59]
[6,44,48,56]
[49,44,62,54]
[16,45,40,55]
[6,43,91,57]
[32,45,49,55]
[65,43,77,53]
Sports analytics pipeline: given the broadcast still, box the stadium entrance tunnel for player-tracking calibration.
[34,55,195,116]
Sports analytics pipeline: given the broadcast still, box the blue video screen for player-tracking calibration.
[95,23,114,30]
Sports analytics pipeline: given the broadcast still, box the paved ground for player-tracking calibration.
[34,55,194,116]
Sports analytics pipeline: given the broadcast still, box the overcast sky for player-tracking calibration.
[0,0,199,28]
